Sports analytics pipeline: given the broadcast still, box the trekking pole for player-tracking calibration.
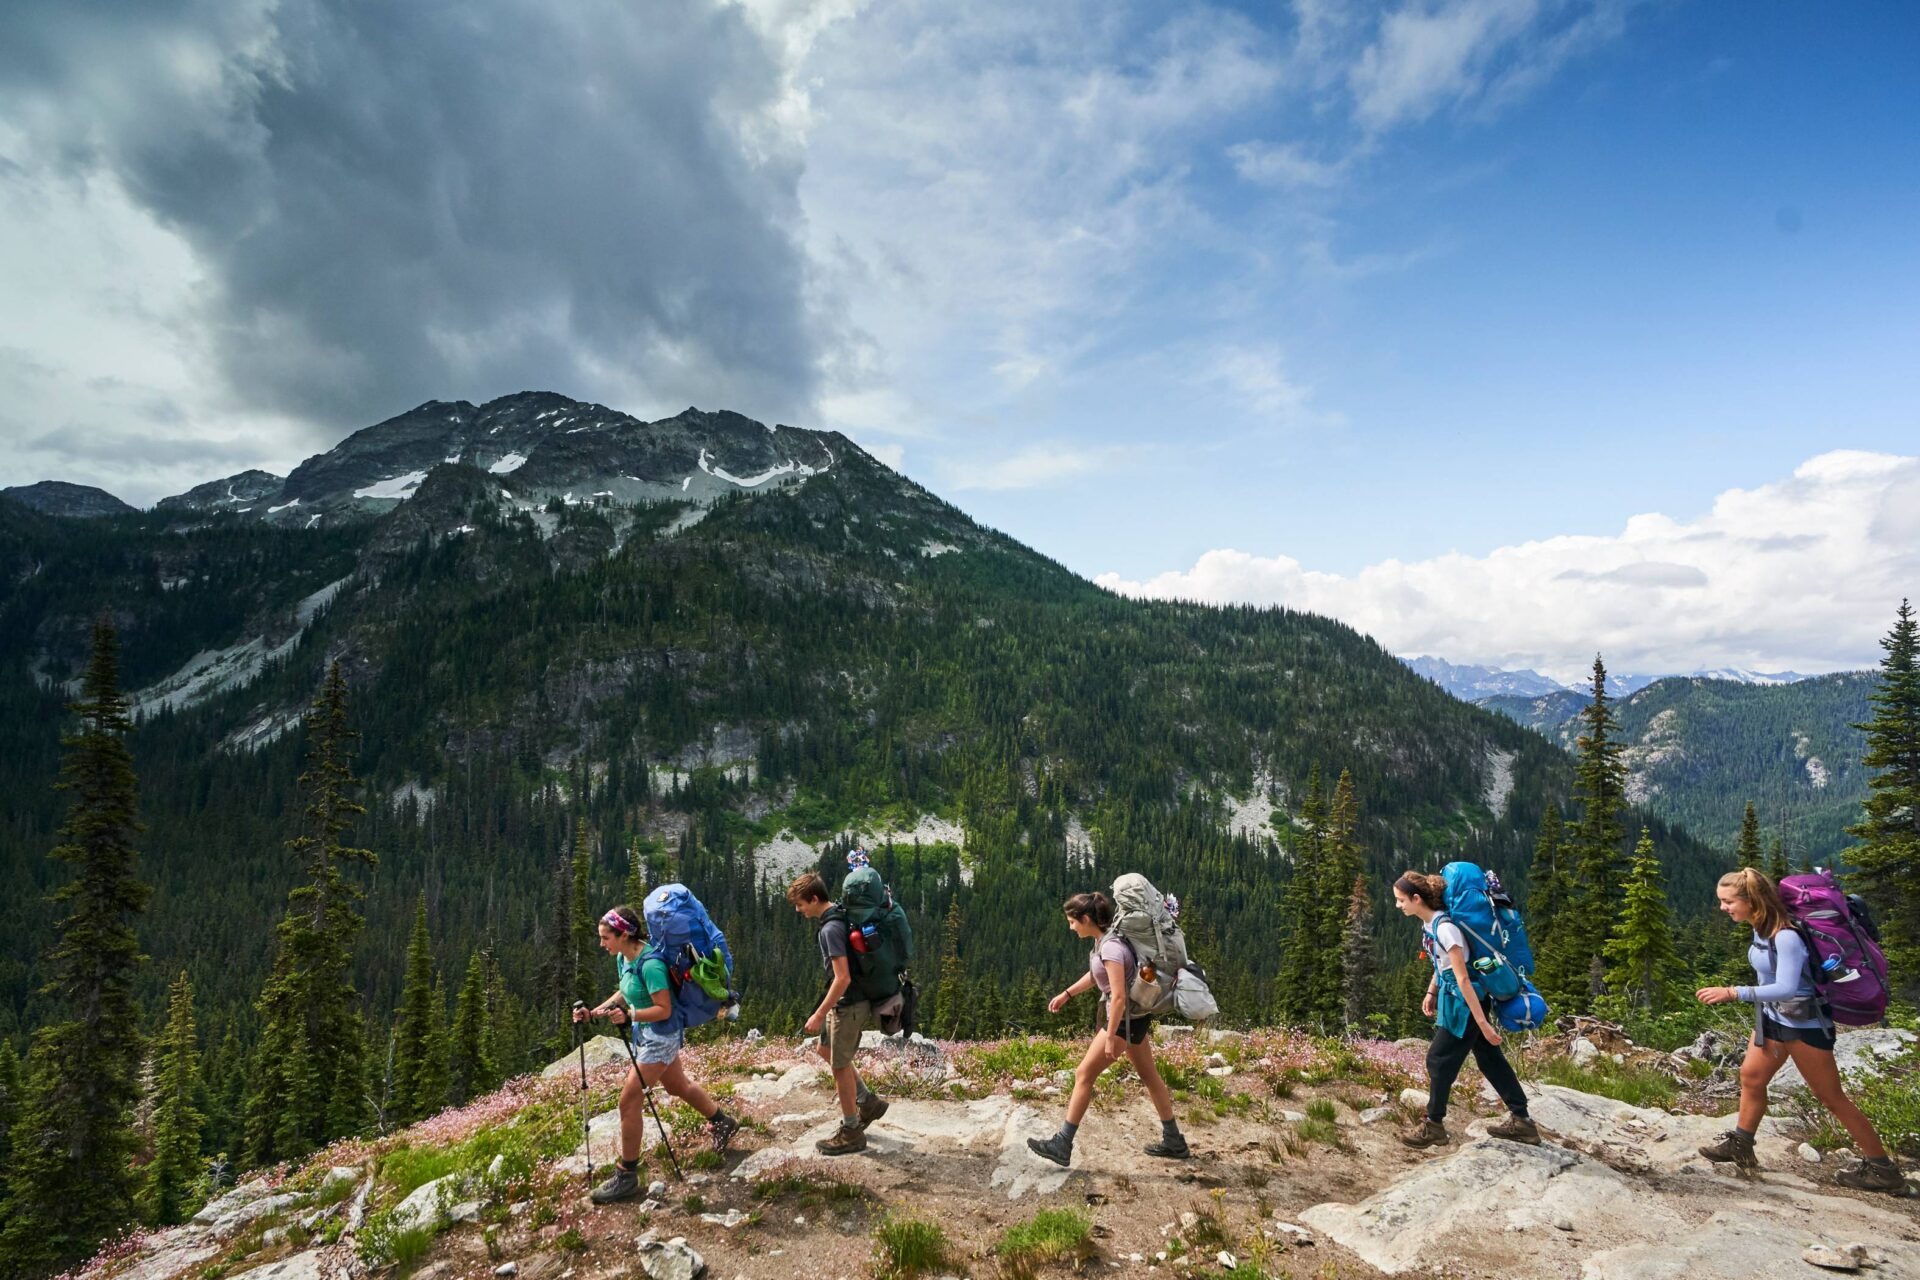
[572,1003,593,1188]
[616,1013,685,1183]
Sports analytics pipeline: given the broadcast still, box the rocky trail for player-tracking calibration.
[75,1027,1918,1280]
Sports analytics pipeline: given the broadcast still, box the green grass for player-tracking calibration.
[357,1218,435,1269]
[996,1207,1093,1274]
[964,1037,1077,1080]
[1293,1117,1342,1149]
[873,1215,951,1279]
[1535,1057,1679,1111]
[751,1170,872,1211]
[1303,1099,1337,1124]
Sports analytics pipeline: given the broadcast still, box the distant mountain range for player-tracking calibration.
[1403,655,1814,702]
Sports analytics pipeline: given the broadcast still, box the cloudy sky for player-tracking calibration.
[3,1,1916,679]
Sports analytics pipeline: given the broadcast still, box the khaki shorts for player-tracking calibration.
[824,1000,877,1069]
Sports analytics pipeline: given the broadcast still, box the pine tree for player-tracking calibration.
[2,618,151,1275]
[0,1038,21,1184]
[1311,769,1363,1022]
[1526,803,1568,953]
[1339,874,1374,1031]
[390,898,438,1125]
[932,900,965,1039]
[1765,837,1791,885]
[413,975,451,1121]
[1603,829,1686,1013]
[571,820,598,1013]
[449,953,496,1105]
[1847,599,1920,994]
[244,662,376,1162]
[1543,657,1628,1014]
[1273,765,1327,1026]
[624,836,648,908]
[143,973,206,1226]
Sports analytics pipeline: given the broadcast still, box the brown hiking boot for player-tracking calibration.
[1401,1118,1450,1150]
[1488,1114,1542,1145]
[1835,1158,1906,1194]
[857,1091,889,1129]
[815,1122,868,1156]
[1697,1129,1758,1168]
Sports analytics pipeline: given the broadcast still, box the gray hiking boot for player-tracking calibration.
[1697,1129,1758,1168]
[857,1091,890,1129]
[816,1122,868,1156]
[708,1110,740,1153]
[1144,1133,1191,1159]
[1835,1158,1906,1193]
[589,1164,641,1204]
[1487,1114,1542,1145]
[1401,1118,1450,1150]
[1026,1133,1073,1167]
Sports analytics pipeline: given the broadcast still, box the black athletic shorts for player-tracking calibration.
[1758,1015,1836,1052]
[1111,1017,1153,1045]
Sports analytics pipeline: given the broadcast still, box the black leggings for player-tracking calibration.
[1427,1021,1529,1122]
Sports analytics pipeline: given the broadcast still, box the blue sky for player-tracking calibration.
[2,1,1916,678]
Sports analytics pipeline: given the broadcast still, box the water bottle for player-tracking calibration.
[1820,954,1857,983]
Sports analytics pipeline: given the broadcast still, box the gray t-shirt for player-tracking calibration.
[816,914,860,1008]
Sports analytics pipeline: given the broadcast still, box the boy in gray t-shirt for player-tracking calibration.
[787,871,888,1153]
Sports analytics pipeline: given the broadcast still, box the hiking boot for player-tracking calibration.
[858,1091,890,1129]
[1487,1114,1542,1146]
[1144,1133,1191,1160]
[1026,1133,1073,1168]
[815,1122,868,1156]
[589,1164,640,1204]
[1835,1158,1906,1193]
[1697,1129,1758,1168]
[1401,1118,1450,1150]
[708,1110,740,1153]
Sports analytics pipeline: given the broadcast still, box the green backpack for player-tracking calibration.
[831,866,913,1002]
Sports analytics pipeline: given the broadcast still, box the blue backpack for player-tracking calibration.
[1439,862,1548,1031]
[640,883,736,1032]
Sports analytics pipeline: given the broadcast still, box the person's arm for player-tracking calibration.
[1102,958,1129,1039]
[631,986,674,1024]
[1734,930,1810,1003]
[1446,945,1502,1044]
[1049,972,1095,1012]
[807,955,853,1034]
[577,989,628,1022]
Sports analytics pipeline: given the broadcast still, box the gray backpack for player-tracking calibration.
[1108,873,1190,1016]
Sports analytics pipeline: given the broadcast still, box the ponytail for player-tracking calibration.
[1063,891,1115,930]
[1393,871,1446,911]
[1718,867,1788,938]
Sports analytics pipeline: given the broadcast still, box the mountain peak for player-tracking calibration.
[2,480,138,518]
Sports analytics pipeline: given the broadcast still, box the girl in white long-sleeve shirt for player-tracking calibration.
[1694,868,1902,1192]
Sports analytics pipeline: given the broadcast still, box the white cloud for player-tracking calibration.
[946,443,1132,491]
[1227,140,1347,188]
[1095,450,1920,681]
[1200,346,1322,427]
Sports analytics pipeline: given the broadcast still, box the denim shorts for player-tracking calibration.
[631,1026,684,1065]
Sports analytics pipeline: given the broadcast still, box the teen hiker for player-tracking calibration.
[1392,871,1540,1148]
[1693,868,1903,1192]
[1026,891,1188,1168]
[787,870,890,1155]
[574,903,739,1202]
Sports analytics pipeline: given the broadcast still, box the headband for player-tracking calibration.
[600,908,640,937]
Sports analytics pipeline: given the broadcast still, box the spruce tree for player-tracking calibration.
[1736,802,1763,868]
[0,1038,21,1187]
[932,900,965,1039]
[413,974,452,1120]
[449,954,496,1105]
[244,662,376,1163]
[1543,657,1628,1013]
[1339,874,1374,1031]
[143,972,206,1226]
[1847,599,1920,993]
[1603,829,1685,1013]
[624,836,648,908]
[1310,769,1363,1022]
[1765,837,1792,885]
[2,618,151,1276]
[1273,765,1327,1026]
[571,819,598,1012]
[391,898,438,1125]
[1526,803,1568,953]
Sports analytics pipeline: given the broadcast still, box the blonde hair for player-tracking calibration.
[1394,871,1446,910]
[1718,867,1789,938]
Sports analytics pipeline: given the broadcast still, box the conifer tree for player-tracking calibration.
[1542,657,1627,1013]
[1273,765,1327,1025]
[1735,801,1762,866]
[1603,830,1685,1013]
[932,900,965,1039]
[390,898,438,1125]
[1339,874,1374,1030]
[1526,804,1568,952]
[0,1038,21,1189]
[2,618,151,1275]
[1311,769,1363,1021]
[1765,837,1791,885]
[449,953,496,1105]
[143,972,205,1226]
[571,819,598,1012]
[413,975,451,1120]
[624,836,648,908]
[244,662,376,1162]
[1847,599,1920,993]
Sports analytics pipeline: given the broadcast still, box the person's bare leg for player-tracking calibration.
[647,1057,717,1120]
[618,1066,645,1162]
[1124,1038,1175,1123]
[1065,1033,1114,1126]
[1736,1038,1788,1132]
[1784,1041,1888,1159]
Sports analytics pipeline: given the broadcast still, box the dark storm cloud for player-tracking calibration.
[0,0,822,438]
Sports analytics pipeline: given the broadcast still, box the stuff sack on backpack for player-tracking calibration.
[1109,872,1191,1016]
[1170,963,1219,1024]
[839,866,913,1003]
[1494,977,1550,1032]
[1778,870,1889,1027]
[642,883,736,1031]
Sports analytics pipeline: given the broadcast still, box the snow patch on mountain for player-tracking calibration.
[1224,774,1279,840]
[353,470,429,500]
[488,453,528,475]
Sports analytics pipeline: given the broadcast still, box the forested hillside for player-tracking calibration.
[1481,674,1872,862]
[0,397,1727,1081]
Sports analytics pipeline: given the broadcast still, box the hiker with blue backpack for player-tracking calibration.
[574,889,741,1203]
[1393,869,1542,1149]
[1693,867,1902,1192]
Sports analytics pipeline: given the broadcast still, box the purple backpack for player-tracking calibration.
[1777,870,1889,1027]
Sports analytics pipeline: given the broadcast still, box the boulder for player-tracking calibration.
[1568,1037,1600,1067]
[638,1235,707,1280]
[1769,1027,1915,1097]
[1399,1088,1430,1111]
[541,1035,631,1079]
[1358,1107,1393,1125]
[389,1172,462,1232]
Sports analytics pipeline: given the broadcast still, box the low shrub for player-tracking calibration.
[1535,1057,1678,1111]
[873,1215,951,1279]
[996,1207,1092,1273]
